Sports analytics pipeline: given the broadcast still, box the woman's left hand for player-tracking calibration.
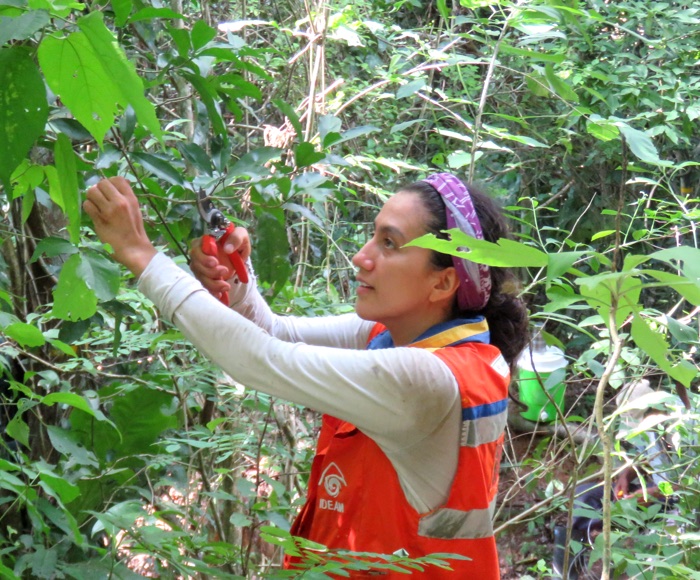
[83,176,157,277]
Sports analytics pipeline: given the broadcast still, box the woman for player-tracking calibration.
[84,172,529,578]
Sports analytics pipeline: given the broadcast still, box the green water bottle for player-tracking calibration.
[516,331,567,422]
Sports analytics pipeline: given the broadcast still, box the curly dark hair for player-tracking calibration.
[402,179,530,369]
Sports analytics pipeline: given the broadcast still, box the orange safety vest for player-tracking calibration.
[287,320,510,579]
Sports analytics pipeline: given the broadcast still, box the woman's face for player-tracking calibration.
[352,191,453,342]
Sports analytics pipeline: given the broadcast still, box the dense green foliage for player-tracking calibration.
[1,0,699,577]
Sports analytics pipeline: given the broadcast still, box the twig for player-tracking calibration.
[109,127,191,263]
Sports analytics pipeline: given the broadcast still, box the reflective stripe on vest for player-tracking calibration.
[461,399,508,447]
[418,497,497,540]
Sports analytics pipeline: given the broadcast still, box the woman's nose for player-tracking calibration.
[352,242,374,271]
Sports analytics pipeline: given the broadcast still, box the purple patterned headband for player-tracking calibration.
[421,173,492,311]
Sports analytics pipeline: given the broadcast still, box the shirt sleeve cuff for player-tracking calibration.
[137,252,208,322]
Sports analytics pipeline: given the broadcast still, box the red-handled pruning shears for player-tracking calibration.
[197,189,249,305]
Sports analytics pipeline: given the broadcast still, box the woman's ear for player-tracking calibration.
[429,266,460,304]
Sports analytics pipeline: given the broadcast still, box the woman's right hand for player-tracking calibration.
[190,227,252,300]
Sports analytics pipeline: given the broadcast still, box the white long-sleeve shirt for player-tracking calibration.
[138,253,462,513]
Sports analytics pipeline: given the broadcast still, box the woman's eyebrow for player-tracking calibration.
[375,223,406,241]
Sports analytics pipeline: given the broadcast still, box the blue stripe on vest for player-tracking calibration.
[366,316,490,351]
[462,398,508,421]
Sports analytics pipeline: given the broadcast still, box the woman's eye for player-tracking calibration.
[383,238,395,249]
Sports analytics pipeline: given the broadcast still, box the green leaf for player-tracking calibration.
[390,119,424,134]
[3,322,45,347]
[38,499,84,546]
[283,202,324,230]
[650,246,700,280]
[526,71,550,97]
[191,19,216,51]
[70,386,177,462]
[52,253,98,321]
[586,114,618,142]
[318,114,342,147]
[0,9,49,44]
[131,152,183,186]
[183,72,227,138]
[39,472,80,504]
[666,316,697,344]
[617,123,667,166]
[43,392,114,426]
[230,513,253,527]
[5,415,29,447]
[577,270,641,329]
[407,230,548,267]
[38,13,162,144]
[546,251,588,281]
[29,236,77,263]
[77,250,121,301]
[631,313,696,387]
[129,7,183,23]
[591,229,616,241]
[500,134,549,148]
[687,103,700,122]
[77,13,161,140]
[544,63,579,103]
[329,125,381,148]
[46,425,98,467]
[178,142,214,175]
[111,0,132,26]
[38,31,117,143]
[54,133,80,243]
[253,212,292,297]
[643,270,700,306]
[396,79,426,99]
[0,47,49,191]
[229,147,282,178]
[436,0,449,20]
[295,142,324,168]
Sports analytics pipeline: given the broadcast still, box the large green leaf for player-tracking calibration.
[617,122,671,166]
[183,72,227,138]
[631,313,696,387]
[643,270,700,306]
[38,32,118,143]
[3,322,45,347]
[546,251,589,282]
[51,253,98,321]
[43,392,113,426]
[254,211,292,297]
[0,47,49,191]
[77,12,161,139]
[0,9,49,44]
[229,147,283,178]
[131,152,183,186]
[38,12,161,144]
[407,230,549,267]
[649,246,700,280]
[577,270,642,329]
[544,63,579,103]
[29,236,77,263]
[46,425,99,468]
[77,250,121,301]
[69,385,179,463]
[54,133,80,243]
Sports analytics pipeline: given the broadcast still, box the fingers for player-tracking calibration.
[85,176,137,217]
[190,237,233,296]
[223,227,251,261]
